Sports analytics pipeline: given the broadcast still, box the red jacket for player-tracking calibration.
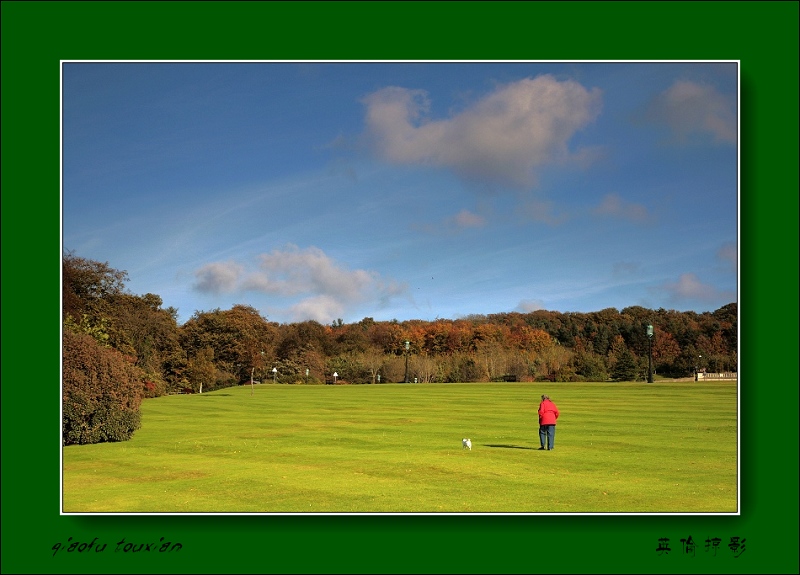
[538,399,559,426]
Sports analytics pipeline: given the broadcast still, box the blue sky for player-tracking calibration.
[62,61,738,326]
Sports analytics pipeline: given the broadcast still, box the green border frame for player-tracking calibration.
[2,2,798,573]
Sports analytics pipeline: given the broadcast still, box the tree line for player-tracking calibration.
[62,252,737,443]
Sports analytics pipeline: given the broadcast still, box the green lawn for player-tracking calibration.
[62,381,738,513]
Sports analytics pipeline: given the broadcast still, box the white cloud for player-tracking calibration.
[520,198,570,226]
[411,208,488,235]
[450,209,486,229]
[192,261,243,294]
[717,241,737,271]
[592,193,650,224]
[192,245,407,323]
[250,245,375,300]
[285,295,345,324]
[657,273,736,304]
[644,80,737,144]
[517,299,546,313]
[360,75,602,188]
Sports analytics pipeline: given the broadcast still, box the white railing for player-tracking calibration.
[696,372,737,381]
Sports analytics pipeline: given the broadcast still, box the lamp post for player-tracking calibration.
[272,366,278,383]
[333,371,338,384]
[646,324,654,383]
[404,341,410,383]
[305,368,309,385]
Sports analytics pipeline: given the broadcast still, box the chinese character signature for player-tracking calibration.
[657,536,745,558]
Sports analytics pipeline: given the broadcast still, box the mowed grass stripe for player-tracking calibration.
[62,382,737,513]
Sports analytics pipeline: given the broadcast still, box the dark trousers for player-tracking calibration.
[539,424,555,449]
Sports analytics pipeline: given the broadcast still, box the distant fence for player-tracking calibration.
[490,374,519,382]
[696,372,737,381]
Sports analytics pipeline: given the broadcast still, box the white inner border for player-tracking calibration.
[60,59,741,517]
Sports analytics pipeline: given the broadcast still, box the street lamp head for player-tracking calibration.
[405,341,410,350]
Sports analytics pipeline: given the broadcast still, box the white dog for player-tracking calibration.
[462,438,472,450]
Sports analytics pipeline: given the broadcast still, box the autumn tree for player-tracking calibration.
[651,328,681,375]
[572,350,609,381]
[411,352,439,383]
[366,321,405,354]
[185,346,216,393]
[275,320,331,380]
[63,253,186,396]
[62,251,128,322]
[444,353,482,382]
[102,292,182,391]
[62,330,144,445]
[179,305,277,384]
[63,250,738,388]
[536,342,574,381]
[358,345,388,383]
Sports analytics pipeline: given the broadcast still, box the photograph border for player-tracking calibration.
[59,57,741,520]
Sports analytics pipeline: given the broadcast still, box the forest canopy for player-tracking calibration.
[62,250,737,443]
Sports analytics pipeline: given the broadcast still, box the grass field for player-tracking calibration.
[62,381,738,514]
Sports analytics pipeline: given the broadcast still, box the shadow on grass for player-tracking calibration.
[483,444,537,450]
[198,393,233,397]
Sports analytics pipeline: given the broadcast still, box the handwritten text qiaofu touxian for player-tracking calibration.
[52,537,182,557]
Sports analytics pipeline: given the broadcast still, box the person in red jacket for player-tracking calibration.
[538,394,559,450]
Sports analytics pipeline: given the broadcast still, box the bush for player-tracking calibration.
[143,381,158,398]
[446,356,482,382]
[63,330,144,445]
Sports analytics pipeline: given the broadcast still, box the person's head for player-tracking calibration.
[541,394,550,401]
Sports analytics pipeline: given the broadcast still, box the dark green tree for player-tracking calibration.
[611,345,638,381]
